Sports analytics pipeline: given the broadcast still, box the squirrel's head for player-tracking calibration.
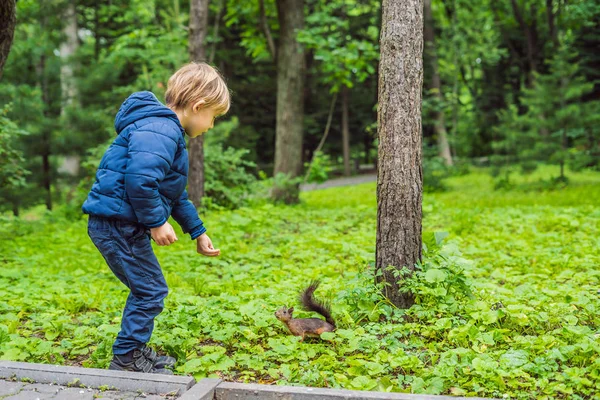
[274,306,294,322]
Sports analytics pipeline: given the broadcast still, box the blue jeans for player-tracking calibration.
[87,216,168,355]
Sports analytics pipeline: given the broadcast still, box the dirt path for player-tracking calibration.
[300,173,377,191]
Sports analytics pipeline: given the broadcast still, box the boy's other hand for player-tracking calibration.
[150,222,178,246]
[197,233,220,257]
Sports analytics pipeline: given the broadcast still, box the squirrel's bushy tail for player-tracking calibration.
[300,280,336,328]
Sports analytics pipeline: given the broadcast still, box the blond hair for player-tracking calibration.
[165,62,231,116]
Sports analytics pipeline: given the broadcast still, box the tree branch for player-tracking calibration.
[259,0,277,60]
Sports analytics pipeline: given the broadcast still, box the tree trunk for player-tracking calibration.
[376,0,424,309]
[35,41,53,211]
[546,0,559,48]
[208,0,224,64]
[188,0,209,207]
[510,0,537,85]
[272,0,305,203]
[450,0,459,159]
[424,0,452,166]
[560,76,567,180]
[304,91,337,183]
[0,0,17,79]
[341,86,351,176]
[94,2,101,60]
[60,0,78,110]
[42,146,52,210]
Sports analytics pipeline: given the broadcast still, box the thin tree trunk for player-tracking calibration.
[510,0,537,85]
[376,0,424,309]
[259,0,276,60]
[208,0,224,64]
[60,0,78,111]
[560,76,567,179]
[303,91,338,183]
[424,0,452,165]
[0,0,17,79]
[42,147,52,210]
[451,75,458,159]
[272,0,305,203]
[36,52,53,211]
[188,0,209,207]
[94,2,101,60]
[341,86,351,176]
[546,0,559,48]
[449,0,459,160]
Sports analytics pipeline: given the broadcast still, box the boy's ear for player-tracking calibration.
[192,99,206,113]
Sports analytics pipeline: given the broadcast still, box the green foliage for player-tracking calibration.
[409,232,474,306]
[0,107,30,191]
[203,144,258,211]
[494,41,600,180]
[1,168,599,398]
[303,151,333,184]
[0,106,32,215]
[199,116,259,210]
[297,0,380,92]
[422,156,450,193]
[270,173,303,205]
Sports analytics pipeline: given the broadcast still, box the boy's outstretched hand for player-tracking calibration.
[150,222,178,246]
[197,233,220,257]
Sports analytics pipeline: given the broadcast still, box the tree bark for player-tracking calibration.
[272,0,305,203]
[60,0,78,110]
[0,0,17,79]
[424,0,452,166]
[188,0,210,207]
[376,0,424,309]
[341,86,351,176]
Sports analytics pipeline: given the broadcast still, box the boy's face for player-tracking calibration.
[185,101,219,138]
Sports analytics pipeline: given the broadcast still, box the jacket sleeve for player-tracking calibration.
[124,124,178,228]
[171,189,207,239]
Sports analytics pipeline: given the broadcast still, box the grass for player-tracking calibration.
[0,165,599,399]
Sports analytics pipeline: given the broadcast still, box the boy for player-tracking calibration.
[82,62,230,374]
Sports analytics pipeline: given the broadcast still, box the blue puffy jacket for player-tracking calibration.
[82,91,206,239]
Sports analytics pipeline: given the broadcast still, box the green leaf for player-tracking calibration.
[425,268,447,283]
[499,350,529,369]
[349,376,378,390]
[434,232,449,245]
[182,358,204,374]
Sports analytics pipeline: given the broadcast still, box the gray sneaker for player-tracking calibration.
[139,345,177,369]
[109,348,174,375]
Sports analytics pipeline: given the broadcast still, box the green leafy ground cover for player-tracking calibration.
[1,167,599,399]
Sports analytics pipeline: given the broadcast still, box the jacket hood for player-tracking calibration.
[114,91,184,135]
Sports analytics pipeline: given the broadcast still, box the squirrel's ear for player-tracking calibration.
[288,307,294,313]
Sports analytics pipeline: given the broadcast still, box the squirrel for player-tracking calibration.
[274,280,336,341]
